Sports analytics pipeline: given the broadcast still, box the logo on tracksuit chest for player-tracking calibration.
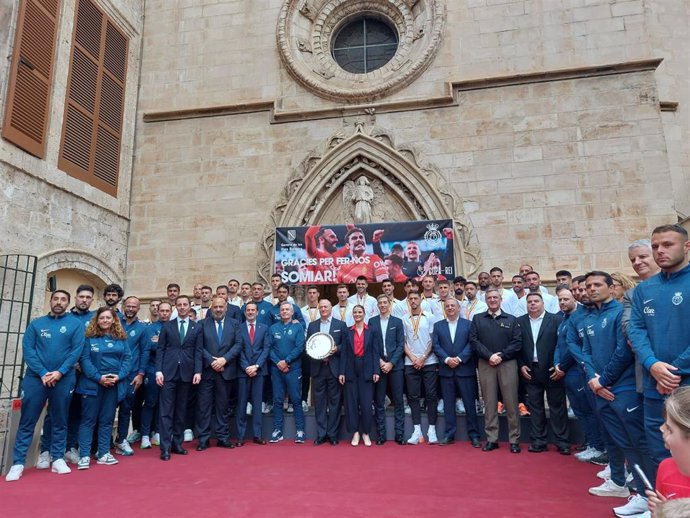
[59,326,67,333]
[600,318,607,329]
[130,330,136,337]
[672,292,683,306]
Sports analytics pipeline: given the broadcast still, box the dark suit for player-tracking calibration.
[307,318,347,440]
[432,318,481,441]
[236,322,271,440]
[156,318,203,450]
[518,312,569,448]
[196,317,242,443]
[368,315,405,439]
[341,327,380,434]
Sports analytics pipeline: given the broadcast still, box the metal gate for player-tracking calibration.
[0,255,37,474]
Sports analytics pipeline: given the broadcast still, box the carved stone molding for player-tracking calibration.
[257,123,481,283]
[276,0,446,102]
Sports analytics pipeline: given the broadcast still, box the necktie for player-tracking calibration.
[217,321,223,343]
[249,323,255,345]
[179,320,186,343]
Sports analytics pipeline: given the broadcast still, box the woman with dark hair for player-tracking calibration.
[76,307,131,469]
[339,305,380,447]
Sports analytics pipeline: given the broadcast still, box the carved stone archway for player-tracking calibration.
[258,123,481,282]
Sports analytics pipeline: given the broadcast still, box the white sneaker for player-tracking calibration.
[404,405,411,415]
[64,447,80,465]
[613,494,649,517]
[437,400,444,413]
[427,428,438,444]
[96,453,118,465]
[597,464,611,480]
[127,430,141,443]
[140,436,152,449]
[151,433,160,446]
[115,439,134,456]
[588,479,630,498]
[302,400,309,413]
[5,464,24,482]
[286,403,294,413]
[77,456,91,470]
[51,458,71,475]
[36,451,51,469]
[262,402,272,414]
[455,399,466,415]
[246,403,252,415]
[407,430,424,445]
[567,407,575,419]
[183,429,194,442]
[576,446,603,462]
[384,395,391,407]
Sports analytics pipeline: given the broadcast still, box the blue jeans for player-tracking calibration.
[565,369,604,451]
[271,365,304,432]
[115,375,136,441]
[12,373,75,465]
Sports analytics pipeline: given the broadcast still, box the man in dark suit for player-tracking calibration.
[369,294,405,445]
[155,295,202,460]
[236,301,272,446]
[517,292,570,454]
[196,295,243,451]
[432,298,482,447]
[307,299,347,446]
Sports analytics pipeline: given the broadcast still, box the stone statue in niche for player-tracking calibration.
[342,176,385,224]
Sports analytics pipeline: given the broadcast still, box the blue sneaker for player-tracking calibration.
[270,429,283,443]
[295,431,305,444]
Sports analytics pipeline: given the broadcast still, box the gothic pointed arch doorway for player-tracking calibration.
[258,123,482,301]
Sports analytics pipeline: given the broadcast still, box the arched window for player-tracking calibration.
[332,17,398,74]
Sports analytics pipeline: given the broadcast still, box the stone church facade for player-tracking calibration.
[1,0,689,304]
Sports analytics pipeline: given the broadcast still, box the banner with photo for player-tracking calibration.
[274,220,456,285]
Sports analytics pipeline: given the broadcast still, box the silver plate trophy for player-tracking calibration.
[305,332,334,360]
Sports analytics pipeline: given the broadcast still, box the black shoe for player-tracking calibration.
[171,445,188,455]
[470,438,481,448]
[557,446,571,456]
[329,438,339,446]
[160,448,171,461]
[528,444,547,453]
[253,437,267,445]
[235,441,245,447]
[376,439,386,446]
[439,437,455,446]
[589,453,609,466]
[576,444,588,452]
[482,442,499,452]
[510,444,521,454]
[217,440,234,449]
[196,441,209,451]
[313,436,326,446]
[395,436,405,445]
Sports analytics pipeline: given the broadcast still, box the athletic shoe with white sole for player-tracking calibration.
[36,451,51,469]
[127,430,141,443]
[576,446,603,462]
[5,464,24,482]
[295,431,305,444]
[427,428,438,444]
[247,403,252,415]
[151,433,160,446]
[437,400,444,413]
[613,494,649,517]
[51,458,71,475]
[597,464,611,480]
[455,400,466,415]
[64,447,80,465]
[96,453,118,465]
[407,430,424,445]
[589,452,610,466]
[140,436,152,449]
[77,457,91,470]
[115,439,134,456]
[269,430,283,443]
[302,400,309,413]
[183,429,194,442]
[588,479,630,498]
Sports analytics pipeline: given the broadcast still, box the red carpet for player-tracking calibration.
[1,442,624,517]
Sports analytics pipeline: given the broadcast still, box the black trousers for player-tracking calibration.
[404,364,438,425]
[301,354,311,402]
[312,365,342,439]
[196,372,232,443]
[159,377,190,450]
[440,375,480,440]
[525,366,569,448]
[374,368,404,439]
[344,358,374,434]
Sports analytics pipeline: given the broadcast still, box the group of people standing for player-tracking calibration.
[4,223,690,518]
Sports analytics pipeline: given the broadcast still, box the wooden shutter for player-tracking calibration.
[1,0,61,158]
[58,0,128,197]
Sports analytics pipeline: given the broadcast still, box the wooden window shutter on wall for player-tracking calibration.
[1,0,61,158]
[58,0,128,197]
